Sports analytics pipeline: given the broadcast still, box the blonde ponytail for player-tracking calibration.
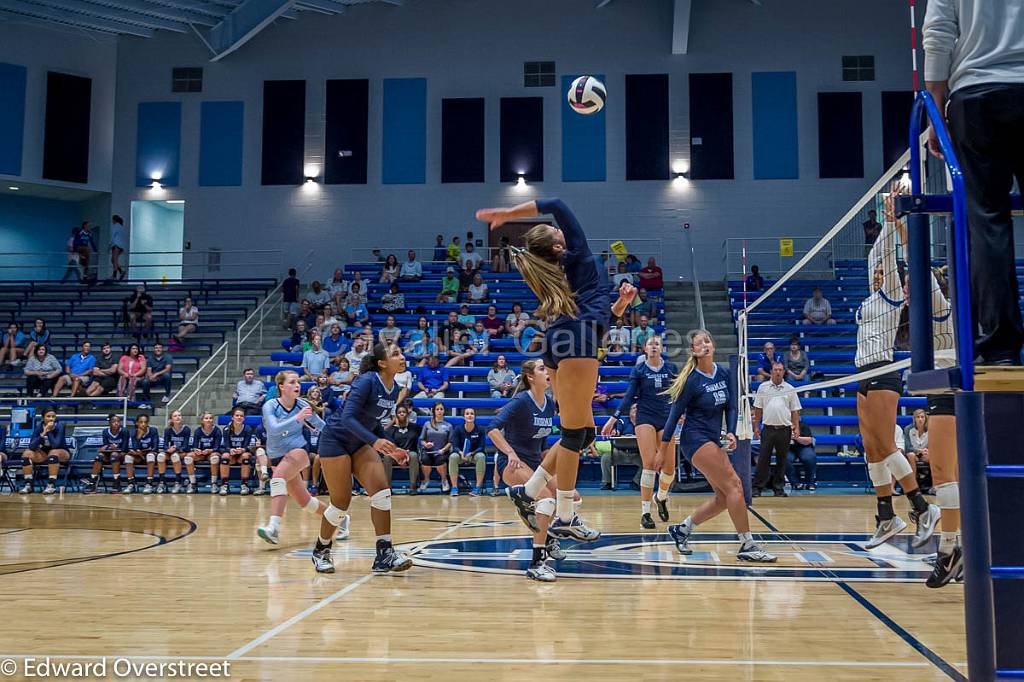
[513,224,578,321]
[662,329,713,402]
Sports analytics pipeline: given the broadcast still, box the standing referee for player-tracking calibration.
[752,361,802,497]
[924,0,1024,366]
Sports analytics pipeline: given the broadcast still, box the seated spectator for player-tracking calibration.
[631,315,654,352]
[307,280,330,311]
[746,265,765,291]
[313,313,326,337]
[445,329,473,368]
[329,356,355,398]
[487,355,517,398]
[19,409,70,494]
[449,407,486,496]
[904,409,930,472]
[520,319,543,353]
[233,367,267,415]
[600,404,641,490]
[406,315,430,348]
[592,382,611,416]
[505,302,530,338]
[344,292,370,328]
[400,249,423,281]
[378,316,402,346]
[467,321,490,353]
[176,296,199,344]
[436,267,460,303]
[282,319,310,352]
[613,261,635,288]
[140,342,173,405]
[323,323,348,358]
[24,319,51,359]
[407,328,439,365]
[413,355,449,412]
[282,267,301,329]
[319,304,344,336]
[786,423,817,491]
[481,304,504,337]
[382,404,421,490]
[625,254,643,273]
[458,259,477,292]
[754,341,781,382]
[462,242,482,270]
[439,311,464,350]
[0,322,27,368]
[457,303,476,326]
[87,341,119,397]
[327,268,347,300]
[446,236,461,263]
[344,336,369,369]
[295,299,317,332]
[784,337,809,382]
[467,273,489,303]
[608,317,631,353]
[301,334,331,380]
[417,402,453,493]
[632,287,658,324]
[305,385,328,421]
[347,281,367,307]
[117,343,147,400]
[24,344,62,396]
[53,340,95,397]
[637,257,664,290]
[379,254,399,283]
[126,284,154,339]
[492,235,511,273]
[380,282,405,314]
[803,287,836,325]
[432,234,447,262]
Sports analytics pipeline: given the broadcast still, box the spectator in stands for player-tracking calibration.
[313,313,326,338]
[418,402,453,493]
[467,320,490,353]
[19,409,69,494]
[746,265,765,291]
[457,303,476,326]
[109,214,127,281]
[62,226,81,282]
[406,315,430,350]
[445,329,473,368]
[319,304,343,336]
[467,273,489,303]
[633,287,658,324]
[233,368,267,415]
[440,311,465,350]
[282,319,309,352]
[301,335,331,380]
[409,328,440,366]
[637,257,664,290]
[600,404,640,490]
[784,337,810,382]
[282,267,301,328]
[86,341,118,397]
[307,280,330,312]
[432,234,447,262]
[322,323,347,358]
[752,361,802,497]
[400,250,423,282]
[24,319,50,359]
[176,296,199,344]
[592,382,611,416]
[73,221,97,282]
[327,356,354,399]
[379,254,399,283]
[295,299,317,332]
[344,335,369,369]
[608,317,631,353]
[754,341,782,382]
[505,302,530,338]
[492,235,511,273]
[344,292,370,328]
[414,355,449,412]
[481,304,504,337]
[126,284,154,339]
[449,407,486,496]
[382,404,421,491]
[327,268,347,299]
[371,248,386,263]
[626,254,643,273]
[458,259,477,292]
[904,409,930,472]
[447,235,461,263]
[863,209,882,253]
[378,316,402,346]
[786,423,817,491]
[488,355,517,398]
[117,343,147,400]
[802,287,835,325]
[380,282,405,314]
[463,242,483,271]
[305,385,328,422]
[23,344,62,396]
[348,272,367,304]
[631,315,654,352]
[0,322,26,369]
[613,262,635,288]
[437,267,460,303]
[140,342,173,405]
[53,340,95,397]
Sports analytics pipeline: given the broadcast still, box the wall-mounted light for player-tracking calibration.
[516,173,526,186]
[305,176,317,184]
[7,186,19,191]
[149,172,163,191]
[166,200,185,204]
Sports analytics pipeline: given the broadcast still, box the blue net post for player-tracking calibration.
[729,354,752,505]
[906,211,934,374]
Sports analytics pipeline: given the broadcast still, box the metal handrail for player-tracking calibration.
[0,396,129,425]
[235,249,314,370]
[163,341,228,422]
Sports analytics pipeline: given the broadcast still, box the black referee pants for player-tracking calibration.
[754,425,791,491]
[947,83,1024,365]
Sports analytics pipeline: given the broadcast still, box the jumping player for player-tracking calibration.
[222,407,255,495]
[158,410,190,493]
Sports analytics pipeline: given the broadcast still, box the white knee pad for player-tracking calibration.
[156,452,166,463]
[883,451,914,480]
[323,504,347,526]
[183,455,194,466]
[145,452,156,463]
[867,460,891,487]
[935,481,960,510]
[370,488,392,511]
[269,477,287,497]
[304,497,320,513]
[170,453,181,463]
[209,454,220,466]
[536,497,556,517]
[640,469,657,489]
[123,455,133,465]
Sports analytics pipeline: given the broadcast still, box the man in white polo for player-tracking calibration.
[752,361,802,497]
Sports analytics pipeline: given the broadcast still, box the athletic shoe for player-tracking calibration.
[207,481,218,493]
[418,481,429,494]
[490,486,501,497]
[655,496,669,522]
[112,480,122,493]
[239,484,250,496]
[773,489,788,498]
[548,515,600,542]
[737,541,778,563]
[667,522,693,555]
[156,482,167,494]
[526,560,556,582]
[18,483,30,495]
[335,514,350,541]
[545,536,566,561]
[910,503,941,548]
[450,487,459,497]
[257,525,279,545]
[641,513,656,529]
[253,482,265,496]
[470,487,481,497]
[865,515,908,549]
[142,483,154,494]
[372,541,413,574]
[807,483,817,491]
[42,483,56,495]
[505,485,539,532]
[185,482,196,494]
[312,545,335,573]
[926,546,963,589]
[600,483,613,491]
[441,480,451,493]
[752,487,763,498]
[82,479,98,494]
[219,484,229,496]
[122,482,135,494]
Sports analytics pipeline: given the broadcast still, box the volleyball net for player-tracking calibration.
[734,133,956,440]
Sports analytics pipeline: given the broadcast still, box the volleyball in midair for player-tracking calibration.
[567,76,606,115]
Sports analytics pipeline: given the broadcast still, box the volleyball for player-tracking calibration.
[567,75,606,115]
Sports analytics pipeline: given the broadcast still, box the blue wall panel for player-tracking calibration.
[382,78,426,184]
[0,194,82,280]
[561,74,606,182]
[752,71,799,180]
[199,101,244,186]
[136,101,182,187]
[0,63,27,177]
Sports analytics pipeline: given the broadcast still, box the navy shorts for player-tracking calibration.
[927,394,956,416]
[857,361,904,396]
[496,452,542,474]
[679,431,720,462]
[635,410,669,431]
[541,319,606,369]
[317,426,368,459]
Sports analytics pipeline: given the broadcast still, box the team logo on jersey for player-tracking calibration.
[400,532,936,582]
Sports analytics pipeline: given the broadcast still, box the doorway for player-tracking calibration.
[130,200,184,280]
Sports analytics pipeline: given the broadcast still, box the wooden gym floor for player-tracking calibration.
[0,491,965,681]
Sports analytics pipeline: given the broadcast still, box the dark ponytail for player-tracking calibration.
[360,342,394,375]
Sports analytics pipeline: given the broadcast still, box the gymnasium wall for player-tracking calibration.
[97,0,925,278]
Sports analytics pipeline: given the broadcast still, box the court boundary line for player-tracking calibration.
[224,508,490,660]
[748,507,966,682]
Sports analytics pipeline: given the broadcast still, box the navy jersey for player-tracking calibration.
[130,426,160,452]
[225,424,254,450]
[617,359,678,424]
[29,423,67,451]
[191,426,222,451]
[661,364,737,444]
[254,426,266,447]
[452,423,486,455]
[101,427,129,451]
[325,372,401,448]
[303,425,321,453]
[163,426,191,452]
[488,390,556,468]
[537,198,611,327]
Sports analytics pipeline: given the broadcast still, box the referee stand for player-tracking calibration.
[901,90,1024,681]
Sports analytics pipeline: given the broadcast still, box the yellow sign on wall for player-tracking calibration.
[610,240,629,261]
[779,239,794,257]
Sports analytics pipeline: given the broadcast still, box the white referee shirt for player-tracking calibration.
[753,380,802,427]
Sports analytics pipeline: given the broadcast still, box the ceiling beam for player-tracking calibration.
[0,0,153,35]
[34,0,189,31]
[295,0,344,12]
[148,0,231,18]
[0,8,118,35]
[671,0,691,54]
[594,0,613,7]
[209,0,295,61]
[86,0,222,25]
